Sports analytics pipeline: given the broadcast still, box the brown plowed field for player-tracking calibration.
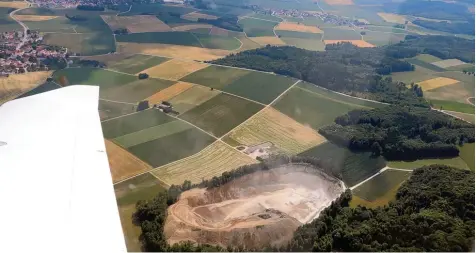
[146,81,195,104]
[164,165,344,248]
[104,139,152,182]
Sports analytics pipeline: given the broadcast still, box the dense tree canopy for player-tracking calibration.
[287,165,475,252]
[319,106,475,160]
[412,19,475,36]
[211,44,426,106]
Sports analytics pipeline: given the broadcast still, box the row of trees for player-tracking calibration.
[413,19,475,36]
[198,16,243,32]
[318,106,474,160]
[211,44,427,106]
[287,165,474,251]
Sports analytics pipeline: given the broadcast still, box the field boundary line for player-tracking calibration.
[148,173,171,188]
[100,98,137,105]
[101,108,148,122]
[232,37,243,51]
[295,86,374,109]
[386,167,414,172]
[116,4,132,16]
[467,97,474,105]
[206,63,275,75]
[220,90,267,106]
[240,16,280,23]
[350,167,388,190]
[190,32,205,48]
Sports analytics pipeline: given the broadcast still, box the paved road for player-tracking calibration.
[10,4,30,51]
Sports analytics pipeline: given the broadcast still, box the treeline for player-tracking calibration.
[413,19,475,36]
[386,35,475,63]
[319,106,475,160]
[76,5,105,11]
[134,155,344,251]
[382,0,473,22]
[287,165,475,251]
[211,44,426,106]
[65,14,87,21]
[198,16,243,32]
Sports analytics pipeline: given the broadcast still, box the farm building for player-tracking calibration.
[0,86,126,252]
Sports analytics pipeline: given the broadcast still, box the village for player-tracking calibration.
[0,30,67,76]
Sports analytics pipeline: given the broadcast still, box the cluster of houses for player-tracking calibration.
[30,0,164,8]
[0,31,67,76]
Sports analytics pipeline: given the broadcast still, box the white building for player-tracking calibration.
[0,86,126,252]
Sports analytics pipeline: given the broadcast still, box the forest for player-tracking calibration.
[211,44,426,106]
[287,165,475,252]
[318,106,475,160]
[412,20,475,36]
[198,16,243,32]
[382,0,473,22]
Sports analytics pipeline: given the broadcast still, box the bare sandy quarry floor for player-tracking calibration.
[164,165,344,249]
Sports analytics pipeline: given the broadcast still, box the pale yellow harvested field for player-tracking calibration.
[324,0,354,5]
[117,42,231,61]
[146,81,195,104]
[236,36,261,51]
[168,85,220,114]
[210,26,233,36]
[152,141,257,185]
[250,36,285,45]
[324,40,375,47]
[0,1,28,8]
[377,12,406,24]
[172,24,212,31]
[275,22,323,33]
[227,108,326,155]
[14,15,59,21]
[0,71,52,104]
[105,139,152,183]
[417,77,459,91]
[141,59,208,80]
[101,15,171,32]
[181,11,218,21]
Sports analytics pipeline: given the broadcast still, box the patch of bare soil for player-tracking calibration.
[164,164,344,249]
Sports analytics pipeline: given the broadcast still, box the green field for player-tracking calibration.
[123,3,195,16]
[115,31,202,47]
[363,25,409,34]
[109,55,169,74]
[390,65,436,84]
[424,81,473,104]
[100,78,175,103]
[114,120,193,148]
[438,71,475,87]
[168,85,220,114]
[275,30,323,40]
[179,93,264,137]
[301,17,327,27]
[446,64,475,72]
[299,142,387,187]
[0,7,22,32]
[193,33,242,50]
[43,33,115,56]
[321,27,361,40]
[24,15,111,33]
[387,157,469,170]
[406,58,447,72]
[363,31,406,46]
[459,143,475,171]
[15,82,60,99]
[99,100,136,121]
[222,72,296,104]
[414,54,442,63]
[102,109,175,139]
[181,65,250,89]
[53,68,136,88]
[281,37,326,51]
[156,12,195,26]
[353,170,412,201]
[189,27,211,34]
[238,17,278,37]
[127,127,215,167]
[430,99,475,114]
[273,82,385,130]
[245,13,282,22]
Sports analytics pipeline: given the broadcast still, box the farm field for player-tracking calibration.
[387,157,469,170]
[437,71,476,87]
[324,39,375,47]
[181,65,250,89]
[430,99,475,114]
[151,141,256,185]
[0,7,24,32]
[53,68,137,88]
[146,81,194,104]
[0,1,29,9]
[102,15,171,33]
[417,77,459,91]
[100,77,175,103]
[43,33,115,56]
[193,33,242,50]
[23,15,111,33]
[406,58,447,72]
[414,54,442,63]
[432,59,466,69]
[116,42,230,61]
[108,54,169,74]
[179,93,264,137]
[390,65,436,84]
[141,59,208,80]
[459,143,475,171]
[377,12,406,24]
[249,36,285,45]
[114,120,194,148]
[127,126,216,167]
[225,108,326,154]
[273,82,384,130]
[99,100,136,121]
[104,139,152,183]
[352,170,412,202]
[101,109,175,139]
[275,21,322,33]
[281,37,326,51]
[275,30,323,40]
[115,32,202,47]
[446,64,475,72]
[12,15,59,21]
[222,71,296,104]
[298,142,386,187]
[0,71,52,104]
[14,81,60,100]
[362,31,406,46]
[424,82,472,104]
[114,173,166,251]
[181,11,217,21]
[168,85,220,114]
[321,27,361,40]
[238,17,278,37]
[443,110,475,124]
[172,24,212,32]
[244,13,283,22]
[235,35,261,51]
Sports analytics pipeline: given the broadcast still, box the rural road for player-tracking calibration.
[349,166,412,190]
[10,2,30,51]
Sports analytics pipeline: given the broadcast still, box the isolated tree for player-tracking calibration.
[137,100,149,111]
[138,73,149,79]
